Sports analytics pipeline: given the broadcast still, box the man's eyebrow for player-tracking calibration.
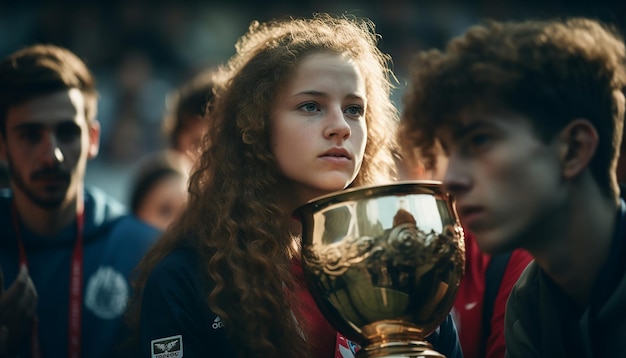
[12,122,45,132]
[11,120,79,133]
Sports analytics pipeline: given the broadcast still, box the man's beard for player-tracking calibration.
[6,157,71,209]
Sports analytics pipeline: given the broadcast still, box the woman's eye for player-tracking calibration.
[299,103,319,112]
[345,105,364,117]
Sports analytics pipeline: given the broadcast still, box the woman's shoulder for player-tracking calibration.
[152,247,199,272]
[146,247,210,295]
[139,247,233,357]
[156,247,200,268]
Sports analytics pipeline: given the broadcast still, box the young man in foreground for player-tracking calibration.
[399,17,626,357]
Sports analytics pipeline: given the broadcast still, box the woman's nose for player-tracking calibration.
[324,107,351,140]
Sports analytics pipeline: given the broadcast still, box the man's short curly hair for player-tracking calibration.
[400,17,626,198]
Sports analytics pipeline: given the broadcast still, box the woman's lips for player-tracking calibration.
[320,147,351,160]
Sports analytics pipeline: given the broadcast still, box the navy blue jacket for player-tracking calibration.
[0,187,160,358]
[139,248,463,357]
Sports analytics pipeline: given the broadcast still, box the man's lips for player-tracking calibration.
[32,171,70,184]
[456,205,485,227]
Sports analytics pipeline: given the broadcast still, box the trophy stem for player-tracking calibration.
[356,340,445,358]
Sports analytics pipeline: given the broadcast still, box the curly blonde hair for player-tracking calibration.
[128,13,398,357]
[399,17,626,199]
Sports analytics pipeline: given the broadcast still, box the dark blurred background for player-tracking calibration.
[1,0,624,203]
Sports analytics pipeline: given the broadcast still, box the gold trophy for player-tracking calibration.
[293,181,465,358]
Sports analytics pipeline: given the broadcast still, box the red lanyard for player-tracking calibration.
[11,203,84,358]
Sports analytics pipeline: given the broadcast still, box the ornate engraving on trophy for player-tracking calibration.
[295,181,466,358]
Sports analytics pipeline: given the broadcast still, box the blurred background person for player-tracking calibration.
[162,69,217,163]
[0,43,160,358]
[129,149,190,231]
[127,69,217,231]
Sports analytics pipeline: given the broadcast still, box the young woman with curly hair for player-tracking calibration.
[126,13,462,358]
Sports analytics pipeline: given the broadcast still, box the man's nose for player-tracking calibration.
[442,154,470,196]
[41,133,64,166]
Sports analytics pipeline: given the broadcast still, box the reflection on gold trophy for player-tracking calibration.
[293,181,465,358]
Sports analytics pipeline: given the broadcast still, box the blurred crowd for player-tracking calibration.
[1,0,623,203]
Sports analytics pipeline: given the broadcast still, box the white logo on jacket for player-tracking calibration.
[84,266,129,319]
[152,335,183,358]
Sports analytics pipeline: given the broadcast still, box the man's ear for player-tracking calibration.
[559,119,598,179]
[87,120,101,160]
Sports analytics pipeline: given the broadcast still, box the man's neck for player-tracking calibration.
[12,190,83,237]
[531,186,618,306]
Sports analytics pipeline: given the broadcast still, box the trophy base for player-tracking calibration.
[356,340,445,358]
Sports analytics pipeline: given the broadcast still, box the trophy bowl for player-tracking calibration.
[293,181,465,358]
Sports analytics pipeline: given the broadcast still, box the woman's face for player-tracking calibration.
[176,117,206,161]
[271,52,367,205]
[136,173,188,231]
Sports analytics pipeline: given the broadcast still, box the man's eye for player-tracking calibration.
[463,133,496,155]
[56,125,81,143]
[19,130,41,143]
[470,133,491,147]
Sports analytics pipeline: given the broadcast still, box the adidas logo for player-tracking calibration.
[212,316,225,330]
